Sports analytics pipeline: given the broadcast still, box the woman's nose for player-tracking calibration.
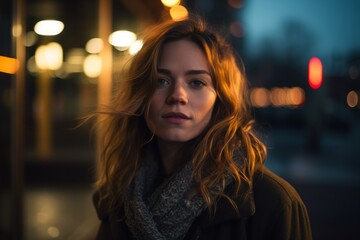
[166,82,188,105]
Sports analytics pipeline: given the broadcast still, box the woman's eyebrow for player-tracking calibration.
[185,70,211,76]
[157,68,211,76]
[157,68,172,75]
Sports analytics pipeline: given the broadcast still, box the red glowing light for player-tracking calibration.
[308,57,323,90]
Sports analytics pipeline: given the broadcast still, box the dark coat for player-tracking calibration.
[93,167,312,240]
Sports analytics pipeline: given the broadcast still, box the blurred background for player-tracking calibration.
[1,0,359,239]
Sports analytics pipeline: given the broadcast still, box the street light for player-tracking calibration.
[108,30,136,51]
[308,57,323,90]
[34,20,64,36]
[33,20,64,159]
[35,42,63,70]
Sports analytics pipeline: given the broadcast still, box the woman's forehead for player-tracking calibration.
[157,40,210,71]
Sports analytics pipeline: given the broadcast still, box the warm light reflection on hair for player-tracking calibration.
[347,90,358,108]
[250,87,305,108]
[170,5,189,21]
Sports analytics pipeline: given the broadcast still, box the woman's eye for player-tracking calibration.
[190,80,205,88]
[157,78,170,86]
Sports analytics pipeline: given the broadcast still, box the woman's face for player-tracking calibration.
[146,39,217,143]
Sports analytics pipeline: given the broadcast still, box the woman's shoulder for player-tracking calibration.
[251,166,312,233]
[253,167,304,207]
[247,168,312,239]
[194,167,312,239]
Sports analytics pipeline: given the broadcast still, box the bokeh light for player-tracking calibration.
[64,48,86,73]
[161,0,180,7]
[229,21,243,38]
[170,5,188,21]
[25,31,38,47]
[287,87,305,106]
[250,88,270,107]
[35,42,63,70]
[108,30,136,50]
[83,54,102,78]
[47,226,60,238]
[227,0,244,9]
[85,38,104,54]
[271,87,287,107]
[34,20,64,36]
[129,40,143,55]
[347,90,358,108]
[250,87,305,108]
[0,56,19,74]
[308,57,323,90]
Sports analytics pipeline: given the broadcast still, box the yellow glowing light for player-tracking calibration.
[35,42,63,70]
[34,20,64,36]
[27,56,37,73]
[161,0,181,7]
[347,91,358,108]
[83,54,102,78]
[108,30,136,50]
[170,5,189,21]
[129,40,143,55]
[47,226,60,238]
[250,88,270,107]
[270,87,287,106]
[287,87,305,106]
[86,38,104,54]
[12,24,22,37]
[0,56,19,74]
[64,48,86,73]
[37,212,50,224]
[25,31,38,47]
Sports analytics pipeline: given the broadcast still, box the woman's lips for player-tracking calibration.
[162,112,191,124]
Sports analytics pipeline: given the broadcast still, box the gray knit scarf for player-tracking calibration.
[125,152,237,240]
[125,155,203,240]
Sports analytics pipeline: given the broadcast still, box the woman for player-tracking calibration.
[93,16,312,240]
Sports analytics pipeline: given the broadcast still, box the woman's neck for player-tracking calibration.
[156,139,186,176]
